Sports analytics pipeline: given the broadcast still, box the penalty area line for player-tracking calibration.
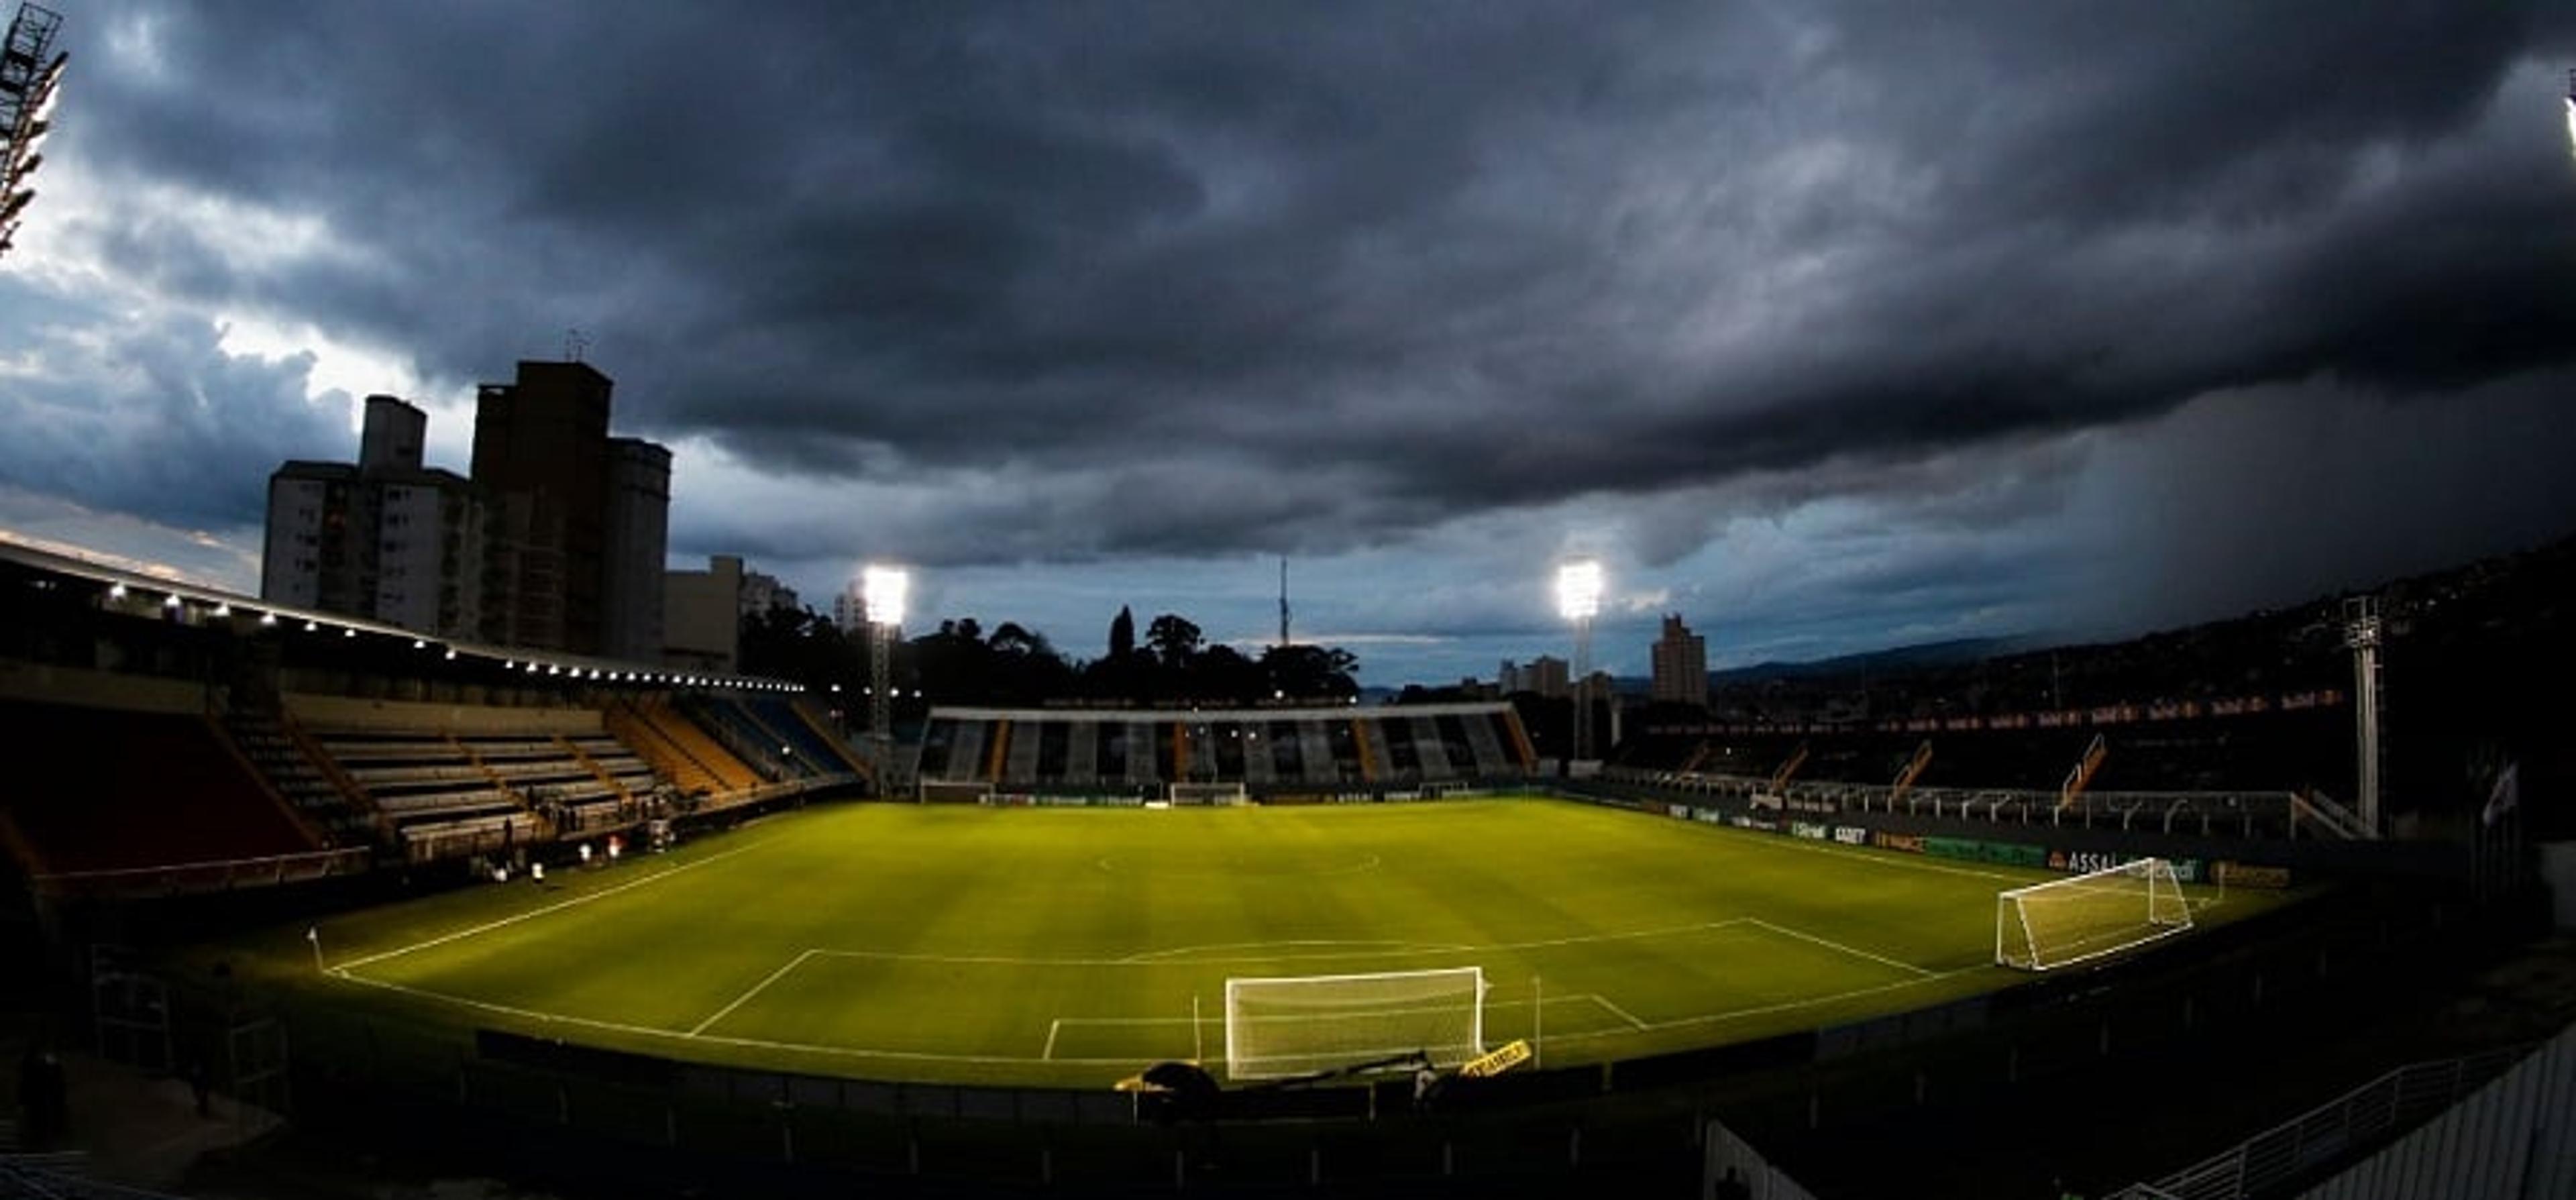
[1740,918,1936,978]
[692,949,820,1036]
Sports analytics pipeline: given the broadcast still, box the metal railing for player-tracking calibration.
[2103,1043,2535,1200]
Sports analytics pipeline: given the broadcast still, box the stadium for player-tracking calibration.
[2,533,2568,1200]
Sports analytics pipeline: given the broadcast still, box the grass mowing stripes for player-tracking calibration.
[260,798,2248,1086]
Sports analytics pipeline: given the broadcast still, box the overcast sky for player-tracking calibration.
[4,1,2574,686]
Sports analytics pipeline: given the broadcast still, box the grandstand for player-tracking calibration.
[912,702,1538,794]
[0,539,866,894]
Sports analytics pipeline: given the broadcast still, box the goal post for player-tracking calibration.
[917,779,995,804]
[1223,967,1486,1079]
[1996,857,2193,971]
[1168,781,1248,806]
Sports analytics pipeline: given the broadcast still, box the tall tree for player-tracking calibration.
[1144,613,1204,667]
[1109,606,1136,659]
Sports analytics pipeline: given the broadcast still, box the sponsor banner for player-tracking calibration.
[1693,808,1726,825]
[1831,826,1870,845]
[1786,798,1838,814]
[2047,849,2208,883]
[1925,837,2048,867]
[1873,832,1926,855]
[1668,804,1693,820]
[1790,820,1831,841]
[1730,815,1780,832]
[2214,861,2293,889]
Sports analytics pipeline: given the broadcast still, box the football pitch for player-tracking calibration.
[280,798,2238,1086]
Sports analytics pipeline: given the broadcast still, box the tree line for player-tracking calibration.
[737,603,1359,708]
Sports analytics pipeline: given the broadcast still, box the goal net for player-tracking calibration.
[1224,967,1486,1080]
[1168,781,1248,806]
[1996,857,2193,971]
[916,779,994,804]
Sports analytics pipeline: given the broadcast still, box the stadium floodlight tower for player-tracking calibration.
[0,1,67,262]
[862,564,909,784]
[1555,559,1603,765]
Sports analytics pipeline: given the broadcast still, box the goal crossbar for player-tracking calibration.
[1224,966,1485,1080]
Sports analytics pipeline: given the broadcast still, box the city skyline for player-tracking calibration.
[3,4,2575,686]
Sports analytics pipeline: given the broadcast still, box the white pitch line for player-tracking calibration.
[1741,918,1935,977]
[690,949,818,1036]
[330,836,782,973]
[1706,827,2031,883]
[1589,993,1649,1031]
[1120,938,1474,963]
[1042,1019,1061,1060]
[332,971,1152,1067]
[1540,968,1983,1044]
[784,919,1757,971]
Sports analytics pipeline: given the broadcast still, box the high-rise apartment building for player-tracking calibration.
[261,395,482,638]
[602,437,672,662]
[1650,614,1708,708]
[470,360,667,658]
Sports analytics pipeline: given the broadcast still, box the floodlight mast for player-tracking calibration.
[1555,561,1603,765]
[0,3,68,262]
[861,565,909,789]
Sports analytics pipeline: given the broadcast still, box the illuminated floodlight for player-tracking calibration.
[302,620,317,632]
[162,594,180,609]
[1554,560,1603,622]
[107,582,126,599]
[258,612,276,626]
[212,603,231,617]
[342,628,355,639]
[504,660,516,670]
[862,564,910,628]
[411,639,426,649]
[443,649,457,661]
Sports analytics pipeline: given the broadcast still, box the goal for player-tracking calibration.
[1996,857,2193,971]
[916,779,994,804]
[1168,781,1248,806]
[1224,967,1485,1080]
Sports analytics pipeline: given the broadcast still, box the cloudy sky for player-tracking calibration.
[5,1,2575,686]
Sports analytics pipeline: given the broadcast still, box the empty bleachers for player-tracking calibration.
[0,700,321,875]
[912,703,1536,794]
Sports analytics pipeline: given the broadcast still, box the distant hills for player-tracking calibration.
[1601,635,2035,695]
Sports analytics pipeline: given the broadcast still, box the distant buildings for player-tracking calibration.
[663,554,744,674]
[1499,655,1571,698]
[1650,614,1708,708]
[740,568,797,618]
[261,360,672,659]
[261,396,483,639]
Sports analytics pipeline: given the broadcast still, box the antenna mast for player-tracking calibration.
[1278,557,1291,647]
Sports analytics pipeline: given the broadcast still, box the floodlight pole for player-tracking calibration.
[1570,614,1594,764]
[2342,596,2384,836]
[863,565,909,795]
[1556,561,1603,768]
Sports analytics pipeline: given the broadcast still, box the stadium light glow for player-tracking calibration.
[862,565,910,629]
[258,612,276,626]
[1554,560,1603,622]
[107,582,125,599]
[212,602,231,617]
[162,593,180,608]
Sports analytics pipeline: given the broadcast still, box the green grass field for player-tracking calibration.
[256,798,2254,1087]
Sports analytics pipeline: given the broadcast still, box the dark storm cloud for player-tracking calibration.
[0,272,350,529]
[16,0,2576,663]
